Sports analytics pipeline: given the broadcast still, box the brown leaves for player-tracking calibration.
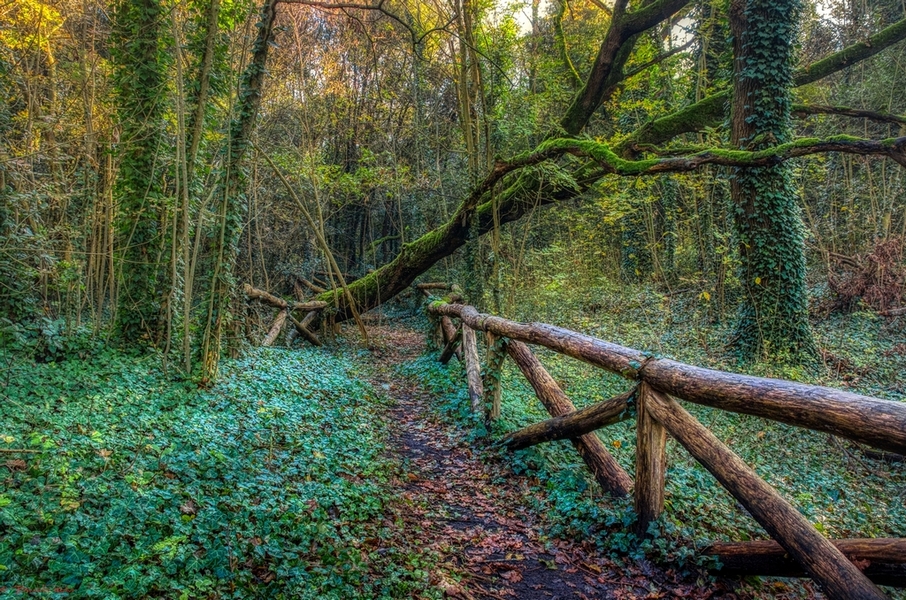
[4,459,27,471]
[179,499,197,515]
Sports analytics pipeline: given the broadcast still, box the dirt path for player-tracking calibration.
[364,323,740,600]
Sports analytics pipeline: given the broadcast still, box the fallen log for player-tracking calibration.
[498,388,635,450]
[704,539,906,588]
[879,307,906,317]
[427,302,906,456]
[289,311,321,347]
[430,302,648,377]
[262,309,288,346]
[645,389,886,600]
[243,283,328,312]
[462,324,484,413]
[506,340,633,497]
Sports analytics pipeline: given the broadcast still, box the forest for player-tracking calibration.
[1,0,905,594]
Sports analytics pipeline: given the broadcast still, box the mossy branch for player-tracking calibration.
[500,135,906,178]
[622,16,906,151]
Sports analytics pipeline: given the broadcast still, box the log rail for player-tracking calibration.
[420,289,906,600]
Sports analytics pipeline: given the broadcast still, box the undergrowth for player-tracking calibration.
[0,346,436,599]
[400,273,906,597]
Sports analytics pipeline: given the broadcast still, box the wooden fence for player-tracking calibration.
[417,283,906,600]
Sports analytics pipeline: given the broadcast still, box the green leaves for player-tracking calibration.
[0,346,423,597]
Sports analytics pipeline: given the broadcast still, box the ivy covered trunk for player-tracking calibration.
[728,0,817,362]
[112,0,166,343]
[200,0,278,380]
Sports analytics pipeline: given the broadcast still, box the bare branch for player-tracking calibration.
[623,38,694,80]
[793,105,906,127]
[278,0,455,46]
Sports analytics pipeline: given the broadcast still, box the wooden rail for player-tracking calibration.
[419,289,906,600]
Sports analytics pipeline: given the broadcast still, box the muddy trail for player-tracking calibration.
[363,323,747,600]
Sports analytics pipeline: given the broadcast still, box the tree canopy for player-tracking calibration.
[1,0,904,372]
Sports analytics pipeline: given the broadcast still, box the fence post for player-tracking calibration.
[635,382,667,537]
[462,324,484,413]
[482,333,508,423]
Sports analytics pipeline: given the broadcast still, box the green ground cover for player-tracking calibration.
[0,346,435,599]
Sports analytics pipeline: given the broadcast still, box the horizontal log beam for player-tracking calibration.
[427,301,906,455]
[243,283,328,312]
[645,390,886,600]
[705,539,906,587]
[640,359,906,456]
[498,388,636,450]
[429,302,648,377]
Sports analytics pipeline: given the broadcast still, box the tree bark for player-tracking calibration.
[727,0,815,362]
[704,539,906,587]
[262,309,288,346]
[462,324,484,413]
[506,340,633,496]
[428,300,906,455]
[635,383,667,536]
[499,388,634,450]
[645,389,886,600]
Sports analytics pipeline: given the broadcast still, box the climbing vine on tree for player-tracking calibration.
[728,0,817,361]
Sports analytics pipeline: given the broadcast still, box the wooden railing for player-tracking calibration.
[417,283,906,600]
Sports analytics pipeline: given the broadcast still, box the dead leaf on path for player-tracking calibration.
[499,569,522,583]
[582,561,602,573]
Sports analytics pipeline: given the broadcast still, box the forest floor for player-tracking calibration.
[364,322,742,600]
[2,301,902,598]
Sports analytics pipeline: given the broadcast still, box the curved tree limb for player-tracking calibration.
[559,0,693,134]
[320,135,905,319]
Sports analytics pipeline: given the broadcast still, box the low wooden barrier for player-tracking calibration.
[243,283,327,346]
[417,285,906,600]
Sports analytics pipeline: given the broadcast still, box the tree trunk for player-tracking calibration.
[198,0,279,380]
[112,0,167,344]
[727,0,816,362]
